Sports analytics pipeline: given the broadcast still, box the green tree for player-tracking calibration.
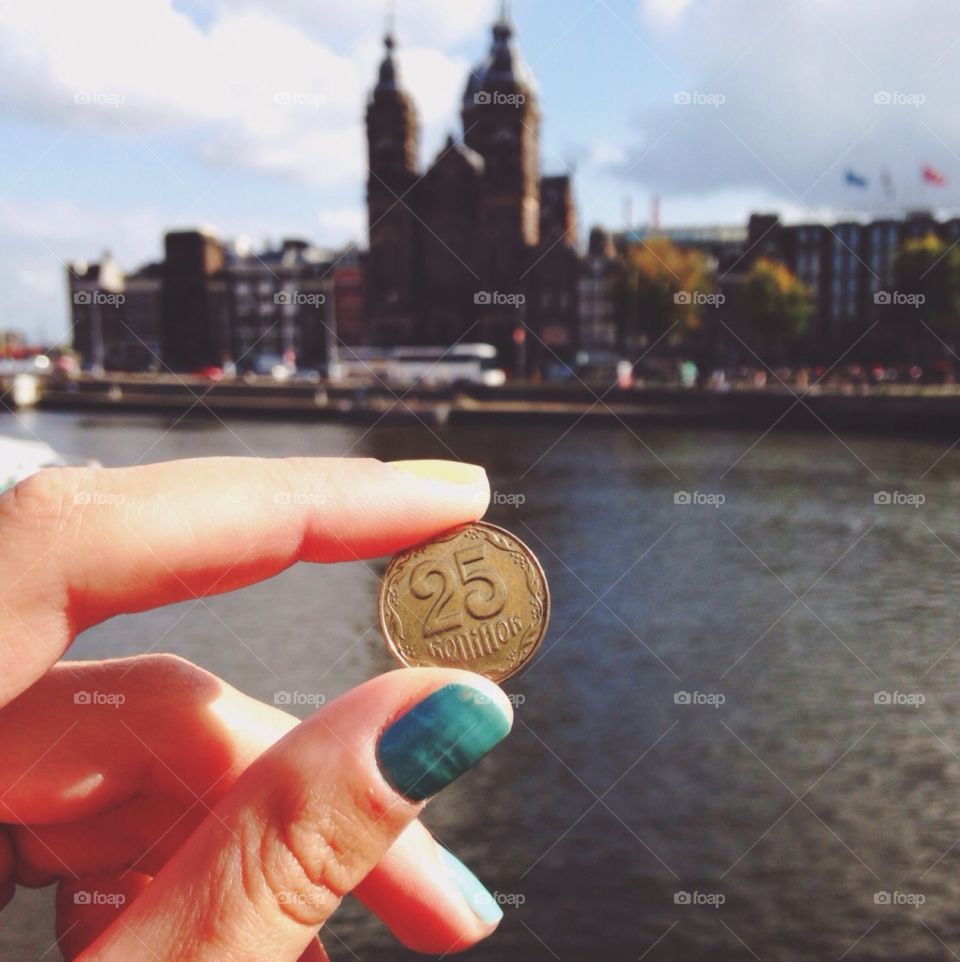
[617,237,714,350]
[735,257,813,362]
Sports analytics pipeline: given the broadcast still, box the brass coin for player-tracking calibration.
[377,521,550,682]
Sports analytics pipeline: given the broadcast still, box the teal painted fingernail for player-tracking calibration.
[439,847,503,926]
[376,683,511,802]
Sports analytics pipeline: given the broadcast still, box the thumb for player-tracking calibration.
[79,669,513,962]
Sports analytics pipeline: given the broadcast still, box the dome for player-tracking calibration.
[462,12,536,107]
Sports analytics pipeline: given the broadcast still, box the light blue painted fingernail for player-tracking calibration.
[376,683,511,802]
[439,847,504,926]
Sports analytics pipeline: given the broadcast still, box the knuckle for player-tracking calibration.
[242,799,344,928]
[0,467,91,529]
[245,756,404,927]
[126,652,204,685]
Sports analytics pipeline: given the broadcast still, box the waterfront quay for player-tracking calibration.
[13,373,960,438]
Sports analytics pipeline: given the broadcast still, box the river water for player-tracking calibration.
[3,409,960,961]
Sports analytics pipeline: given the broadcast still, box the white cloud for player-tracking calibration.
[618,0,960,217]
[640,0,695,30]
[0,0,476,187]
[205,0,496,48]
[315,206,365,241]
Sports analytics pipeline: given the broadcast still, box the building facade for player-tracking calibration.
[69,231,358,373]
[67,254,162,371]
[741,210,960,358]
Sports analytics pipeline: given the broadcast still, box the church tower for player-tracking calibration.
[461,4,541,367]
[365,25,419,344]
[462,5,540,252]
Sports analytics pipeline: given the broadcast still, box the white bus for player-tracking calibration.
[330,344,506,388]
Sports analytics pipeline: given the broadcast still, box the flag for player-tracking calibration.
[880,167,896,200]
[844,168,868,188]
[922,164,946,186]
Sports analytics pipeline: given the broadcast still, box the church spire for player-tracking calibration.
[386,0,397,40]
[374,4,400,94]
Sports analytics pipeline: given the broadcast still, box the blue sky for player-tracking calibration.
[3,0,960,341]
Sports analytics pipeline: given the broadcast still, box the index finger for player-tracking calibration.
[0,457,488,703]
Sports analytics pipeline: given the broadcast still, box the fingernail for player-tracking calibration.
[438,847,503,926]
[388,460,487,487]
[377,683,511,802]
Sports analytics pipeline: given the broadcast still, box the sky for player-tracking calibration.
[3,0,960,341]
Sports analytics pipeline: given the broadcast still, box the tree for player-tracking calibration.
[617,237,714,350]
[734,257,813,362]
[891,234,960,366]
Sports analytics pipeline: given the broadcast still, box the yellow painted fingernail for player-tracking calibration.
[388,460,487,486]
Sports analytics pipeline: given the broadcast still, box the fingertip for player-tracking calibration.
[383,459,490,519]
[437,846,504,927]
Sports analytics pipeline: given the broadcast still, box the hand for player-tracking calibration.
[0,456,512,961]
